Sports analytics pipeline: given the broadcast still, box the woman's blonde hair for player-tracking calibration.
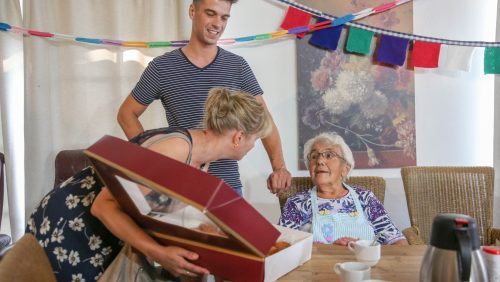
[204,87,272,138]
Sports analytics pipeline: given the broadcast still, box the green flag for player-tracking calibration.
[484,47,500,74]
[346,27,374,55]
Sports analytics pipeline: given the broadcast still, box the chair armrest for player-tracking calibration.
[403,226,425,245]
[488,227,500,246]
[0,234,56,281]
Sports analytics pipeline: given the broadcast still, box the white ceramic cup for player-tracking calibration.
[334,262,371,282]
[347,239,381,267]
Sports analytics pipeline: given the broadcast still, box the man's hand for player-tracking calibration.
[267,167,292,194]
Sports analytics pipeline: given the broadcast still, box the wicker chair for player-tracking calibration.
[401,166,500,246]
[277,176,386,212]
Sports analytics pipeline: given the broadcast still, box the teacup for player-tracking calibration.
[334,262,371,282]
[347,239,381,267]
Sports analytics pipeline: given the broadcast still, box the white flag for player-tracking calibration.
[438,45,476,72]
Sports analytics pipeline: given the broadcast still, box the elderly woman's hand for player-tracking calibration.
[333,237,358,246]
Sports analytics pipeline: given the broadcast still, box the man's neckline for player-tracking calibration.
[179,46,221,70]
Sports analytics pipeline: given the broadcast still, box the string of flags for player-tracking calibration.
[0,0,499,74]
[277,0,500,74]
[276,0,500,47]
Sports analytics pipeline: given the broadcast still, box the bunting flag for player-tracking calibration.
[484,47,500,74]
[0,22,9,31]
[438,45,476,72]
[377,35,410,66]
[411,41,441,68]
[280,6,312,38]
[275,0,500,74]
[308,18,343,50]
[346,27,374,55]
[332,15,355,27]
[2,0,500,74]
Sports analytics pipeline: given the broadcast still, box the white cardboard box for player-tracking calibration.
[265,225,313,281]
[85,135,313,281]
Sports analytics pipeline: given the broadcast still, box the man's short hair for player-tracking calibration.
[193,0,238,4]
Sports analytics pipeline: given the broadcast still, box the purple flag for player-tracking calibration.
[377,35,409,66]
[309,18,343,51]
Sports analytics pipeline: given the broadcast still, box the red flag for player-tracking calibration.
[280,6,312,38]
[412,41,441,68]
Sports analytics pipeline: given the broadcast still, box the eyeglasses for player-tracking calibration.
[307,150,346,162]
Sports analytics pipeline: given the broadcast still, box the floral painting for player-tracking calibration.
[296,0,415,169]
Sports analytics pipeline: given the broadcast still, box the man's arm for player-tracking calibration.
[255,95,292,193]
[117,94,148,139]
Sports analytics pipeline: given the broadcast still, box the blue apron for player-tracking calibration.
[311,185,375,244]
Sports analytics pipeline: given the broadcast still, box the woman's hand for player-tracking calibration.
[151,245,210,277]
[92,189,209,278]
[333,237,358,246]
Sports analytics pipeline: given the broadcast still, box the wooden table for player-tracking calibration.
[279,244,427,281]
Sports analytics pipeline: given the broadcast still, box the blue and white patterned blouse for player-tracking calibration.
[278,185,405,245]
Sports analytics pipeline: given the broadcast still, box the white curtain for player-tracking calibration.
[23,0,180,228]
[0,0,24,241]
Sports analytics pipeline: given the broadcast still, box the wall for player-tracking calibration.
[495,0,500,228]
[413,0,497,229]
[182,0,498,230]
[414,1,496,167]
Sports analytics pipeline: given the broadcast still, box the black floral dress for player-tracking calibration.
[26,127,191,282]
[26,166,121,282]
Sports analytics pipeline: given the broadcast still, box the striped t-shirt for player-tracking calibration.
[132,47,263,192]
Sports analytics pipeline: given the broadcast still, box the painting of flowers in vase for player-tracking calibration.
[296,0,415,169]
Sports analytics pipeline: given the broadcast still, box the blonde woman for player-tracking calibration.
[27,88,271,281]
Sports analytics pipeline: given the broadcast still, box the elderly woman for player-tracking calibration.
[279,133,407,246]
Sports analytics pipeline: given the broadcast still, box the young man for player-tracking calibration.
[117,0,291,195]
